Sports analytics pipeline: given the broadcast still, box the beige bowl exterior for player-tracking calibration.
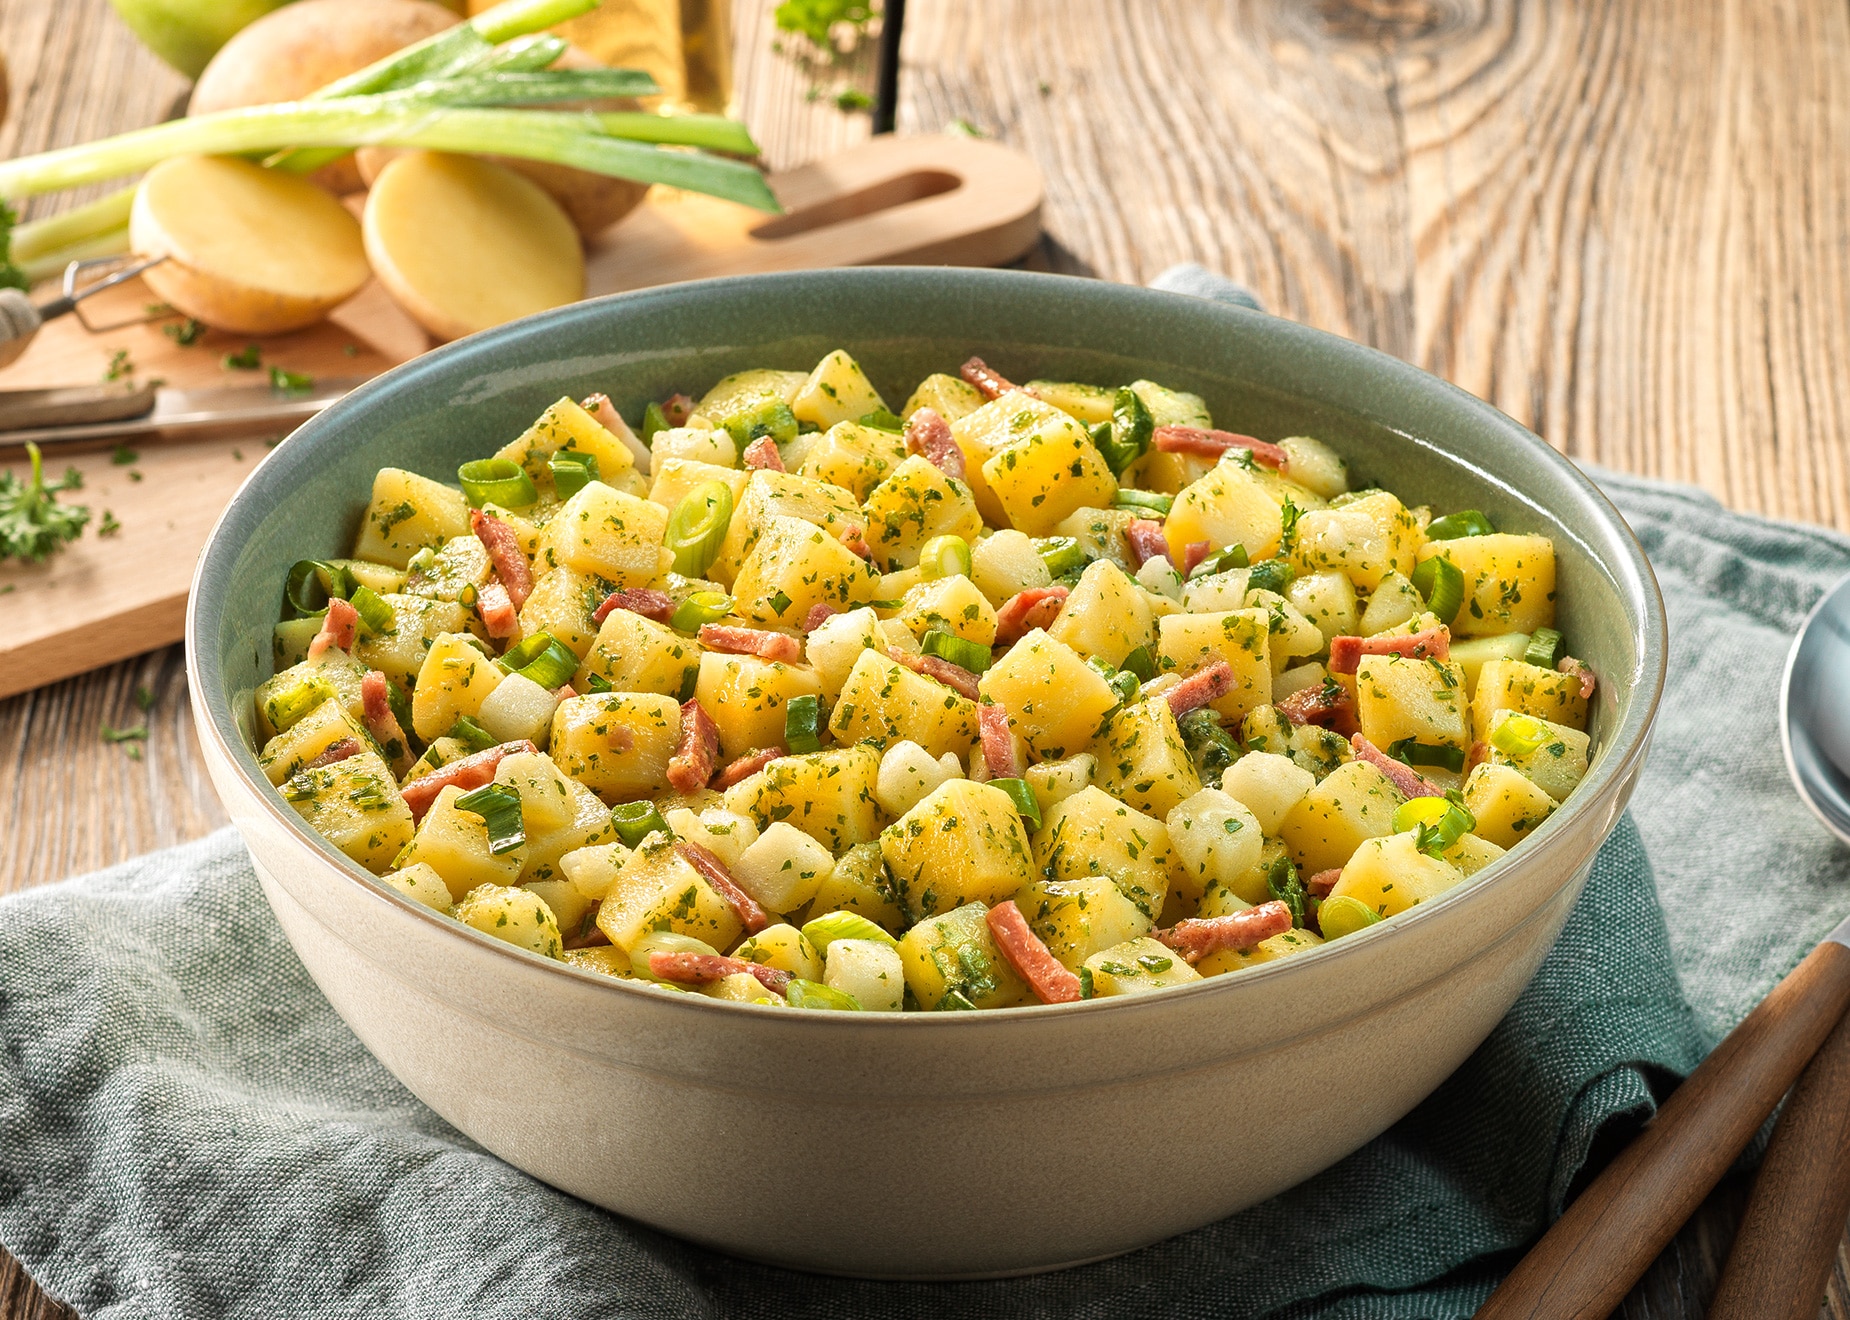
[187,269,1664,1278]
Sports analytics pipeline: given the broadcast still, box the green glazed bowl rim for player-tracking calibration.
[187,267,1668,1029]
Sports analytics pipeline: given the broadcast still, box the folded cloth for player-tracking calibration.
[4,280,1849,1320]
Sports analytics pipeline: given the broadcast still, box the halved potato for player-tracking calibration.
[131,155,371,335]
[363,152,586,342]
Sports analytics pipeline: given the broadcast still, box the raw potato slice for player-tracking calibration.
[364,152,585,342]
[131,155,371,335]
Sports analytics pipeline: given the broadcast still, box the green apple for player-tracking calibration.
[106,0,296,79]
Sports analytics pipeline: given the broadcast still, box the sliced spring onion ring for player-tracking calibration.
[1189,543,1249,579]
[641,401,670,446]
[665,481,734,577]
[989,776,1043,832]
[448,714,498,752]
[1246,559,1294,595]
[583,672,614,693]
[918,534,973,581]
[458,457,538,509]
[610,800,671,848]
[267,675,335,732]
[283,559,356,618]
[548,449,599,500]
[670,590,734,632]
[1425,509,1495,540]
[1410,554,1465,623]
[347,584,396,636]
[514,635,577,690]
[1392,796,1452,832]
[921,629,991,674]
[785,980,863,1010]
[1177,707,1238,779]
[1119,645,1155,683]
[858,409,905,433]
[1097,385,1154,476]
[784,692,824,754]
[1394,795,1475,855]
[800,910,898,952]
[1489,712,1553,758]
[1035,535,1089,579]
[1113,489,1172,516]
[1386,738,1466,774]
[496,632,552,674]
[1524,626,1564,668]
[1266,854,1306,926]
[1318,894,1383,939]
[455,783,526,855]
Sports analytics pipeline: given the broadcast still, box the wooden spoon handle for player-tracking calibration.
[1706,999,1850,1320]
[1474,935,1850,1320]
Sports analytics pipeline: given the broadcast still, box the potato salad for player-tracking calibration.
[253,351,1596,1011]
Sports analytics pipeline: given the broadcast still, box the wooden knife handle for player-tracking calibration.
[1474,938,1850,1320]
[1706,998,1850,1320]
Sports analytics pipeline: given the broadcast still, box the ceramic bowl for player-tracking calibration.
[187,268,1665,1279]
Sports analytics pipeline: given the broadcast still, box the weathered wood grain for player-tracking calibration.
[5,0,1850,1317]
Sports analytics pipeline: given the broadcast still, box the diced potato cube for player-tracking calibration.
[791,349,888,430]
[395,783,523,897]
[1277,758,1403,874]
[862,455,984,571]
[475,672,557,747]
[1219,752,1315,835]
[1290,724,1351,780]
[829,649,979,761]
[1196,927,1323,976]
[1356,570,1425,636]
[1286,570,1359,646]
[648,457,750,514]
[1091,697,1205,820]
[496,396,636,494]
[897,900,1029,1010]
[1156,608,1272,723]
[519,775,618,884]
[1354,655,1471,758]
[1025,752,1095,815]
[733,922,823,982]
[1082,936,1203,997]
[661,806,757,872]
[558,840,632,901]
[696,367,806,442]
[825,938,906,1011]
[897,574,998,647]
[1485,709,1591,801]
[1033,784,1173,920]
[351,467,470,569]
[1048,559,1153,667]
[279,747,413,874]
[874,739,961,818]
[352,593,470,686]
[453,883,563,958]
[517,566,608,660]
[1463,763,1559,848]
[969,529,1052,605]
[946,394,1073,526]
[1165,461,1283,564]
[1249,590,1326,672]
[694,651,823,762]
[1024,379,1117,424]
[532,481,669,586]
[724,744,881,852]
[902,372,985,423]
[980,414,1118,536]
[1181,568,1252,614]
[1472,658,1590,737]
[798,420,909,498]
[882,779,1037,921]
[733,514,879,627]
[713,470,864,584]
[1016,876,1153,971]
[978,628,1120,761]
[700,972,780,1003]
[549,691,682,801]
[410,633,501,742]
[595,833,745,953]
[1162,787,1262,908]
[382,861,451,911]
[577,608,703,700]
[257,697,370,785]
[1054,506,1137,571]
[523,877,592,940]
[1443,832,1506,877]
[806,840,907,933]
[1277,436,1349,499]
[253,653,368,743]
[1328,831,1465,919]
[1417,533,1556,638]
[804,606,885,697]
[1292,491,1420,590]
[734,821,834,913]
[494,750,575,830]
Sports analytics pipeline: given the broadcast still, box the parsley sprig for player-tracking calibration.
[1,443,91,564]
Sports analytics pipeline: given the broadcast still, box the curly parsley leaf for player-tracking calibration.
[773,0,876,51]
[1,443,91,564]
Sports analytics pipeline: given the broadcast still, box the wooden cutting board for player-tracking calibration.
[0,134,1043,700]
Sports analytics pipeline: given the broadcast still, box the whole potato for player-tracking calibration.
[189,0,461,195]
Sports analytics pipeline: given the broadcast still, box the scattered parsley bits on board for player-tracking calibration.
[223,343,262,371]
[0,443,90,564]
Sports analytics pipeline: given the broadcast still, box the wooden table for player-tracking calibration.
[4,0,1849,1315]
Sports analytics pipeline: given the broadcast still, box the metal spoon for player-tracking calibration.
[1474,581,1850,1319]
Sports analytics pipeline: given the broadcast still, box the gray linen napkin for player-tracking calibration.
[3,270,1847,1318]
